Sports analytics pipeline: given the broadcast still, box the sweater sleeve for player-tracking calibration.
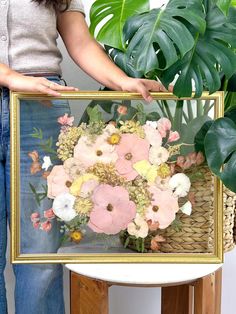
[66,0,85,15]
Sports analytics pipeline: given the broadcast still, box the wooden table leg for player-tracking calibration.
[70,271,109,314]
[161,284,193,314]
[194,269,222,314]
[214,268,222,314]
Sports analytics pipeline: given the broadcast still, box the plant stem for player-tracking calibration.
[187,100,194,121]
[173,100,184,132]
[162,100,173,123]
[197,100,204,117]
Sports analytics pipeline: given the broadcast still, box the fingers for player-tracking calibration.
[136,82,153,102]
[38,85,62,97]
[36,78,79,96]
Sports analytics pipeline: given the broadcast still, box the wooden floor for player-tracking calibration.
[70,268,222,314]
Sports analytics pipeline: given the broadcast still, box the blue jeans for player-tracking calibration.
[0,76,70,313]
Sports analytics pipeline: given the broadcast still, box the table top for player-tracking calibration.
[66,263,223,285]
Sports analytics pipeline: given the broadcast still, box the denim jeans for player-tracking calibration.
[0,76,70,314]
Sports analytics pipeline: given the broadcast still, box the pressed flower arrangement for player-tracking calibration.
[29,104,211,253]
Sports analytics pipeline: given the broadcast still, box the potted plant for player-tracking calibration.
[86,0,236,252]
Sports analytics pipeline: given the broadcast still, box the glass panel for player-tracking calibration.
[18,96,217,257]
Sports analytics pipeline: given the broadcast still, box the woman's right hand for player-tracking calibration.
[5,71,78,96]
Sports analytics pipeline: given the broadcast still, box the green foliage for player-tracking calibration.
[214,0,236,14]
[161,4,236,97]
[204,117,236,191]
[194,120,214,155]
[90,0,236,98]
[123,0,206,74]
[87,105,104,123]
[89,0,149,51]
[29,183,48,206]
[30,127,43,140]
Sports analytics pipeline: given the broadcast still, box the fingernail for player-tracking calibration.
[147,96,153,103]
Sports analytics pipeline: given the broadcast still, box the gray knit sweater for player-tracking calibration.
[0,0,85,75]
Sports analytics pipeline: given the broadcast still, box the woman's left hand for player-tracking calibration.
[119,77,173,102]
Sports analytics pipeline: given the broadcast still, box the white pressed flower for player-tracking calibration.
[149,146,169,165]
[103,124,118,136]
[155,176,170,190]
[127,214,149,239]
[42,156,52,171]
[146,121,158,128]
[169,173,191,197]
[144,124,162,147]
[52,192,77,221]
[180,201,192,216]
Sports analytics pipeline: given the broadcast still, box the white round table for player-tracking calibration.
[66,263,223,314]
[66,263,222,285]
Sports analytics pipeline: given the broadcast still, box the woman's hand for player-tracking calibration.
[5,72,78,96]
[58,12,173,102]
[119,77,173,102]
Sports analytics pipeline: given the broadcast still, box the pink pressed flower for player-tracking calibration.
[33,221,40,229]
[168,131,180,143]
[146,186,179,229]
[88,184,136,235]
[31,212,40,222]
[40,221,52,232]
[157,118,172,138]
[143,124,162,147]
[147,220,159,231]
[74,136,118,169]
[57,113,74,126]
[196,152,205,165]
[80,179,99,198]
[115,134,150,180]
[150,235,165,251]
[44,208,56,219]
[47,165,71,199]
[117,105,128,115]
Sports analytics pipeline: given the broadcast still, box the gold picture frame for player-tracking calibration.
[10,91,224,264]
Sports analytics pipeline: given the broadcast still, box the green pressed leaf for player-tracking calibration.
[87,105,104,123]
[161,4,236,97]
[122,0,205,74]
[146,112,161,121]
[89,0,149,50]
[204,117,236,191]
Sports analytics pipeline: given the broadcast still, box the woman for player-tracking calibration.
[0,0,170,313]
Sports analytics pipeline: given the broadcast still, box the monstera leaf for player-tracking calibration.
[204,117,236,192]
[214,0,236,15]
[161,3,236,97]
[122,0,206,75]
[106,45,144,78]
[89,0,149,51]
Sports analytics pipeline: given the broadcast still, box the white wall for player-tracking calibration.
[5,0,236,313]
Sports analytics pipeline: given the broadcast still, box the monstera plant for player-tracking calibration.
[90,0,236,97]
[89,0,236,191]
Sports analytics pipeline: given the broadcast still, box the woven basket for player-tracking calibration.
[223,188,235,253]
[121,166,235,254]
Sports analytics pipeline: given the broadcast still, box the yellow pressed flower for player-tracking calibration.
[70,231,83,243]
[157,163,171,179]
[107,133,121,145]
[133,160,158,183]
[70,174,98,197]
[74,197,93,214]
